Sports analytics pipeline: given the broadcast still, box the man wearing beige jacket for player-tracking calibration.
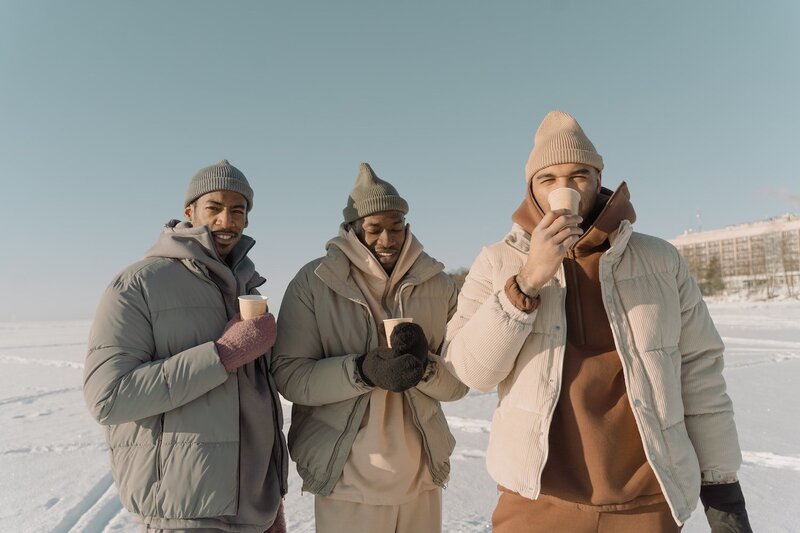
[444,111,751,532]
[272,163,468,533]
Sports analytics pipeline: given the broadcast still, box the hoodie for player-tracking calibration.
[323,225,438,505]
[512,184,664,510]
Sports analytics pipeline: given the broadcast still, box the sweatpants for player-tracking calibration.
[314,488,442,533]
[492,490,681,533]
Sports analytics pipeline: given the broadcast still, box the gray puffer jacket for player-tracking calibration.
[83,221,288,521]
[272,241,468,496]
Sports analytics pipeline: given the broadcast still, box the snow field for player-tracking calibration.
[1,301,799,532]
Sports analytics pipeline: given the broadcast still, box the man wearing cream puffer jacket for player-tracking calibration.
[444,111,751,532]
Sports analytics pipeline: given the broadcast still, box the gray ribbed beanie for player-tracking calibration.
[184,159,254,211]
[343,163,409,224]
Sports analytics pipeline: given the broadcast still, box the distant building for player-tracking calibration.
[669,214,800,296]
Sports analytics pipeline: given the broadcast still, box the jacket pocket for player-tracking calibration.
[486,405,546,494]
[660,419,701,516]
[107,416,162,517]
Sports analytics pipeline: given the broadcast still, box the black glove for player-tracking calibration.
[356,347,425,392]
[700,482,752,533]
[390,322,429,363]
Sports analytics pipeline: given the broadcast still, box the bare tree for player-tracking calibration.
[447,268,469,290]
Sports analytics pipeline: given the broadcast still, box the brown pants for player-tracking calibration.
[492,491,681,533]
[314,488,442,533]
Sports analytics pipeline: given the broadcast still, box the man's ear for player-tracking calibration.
[244,214,249,228]
[184,203,193,221]
[597,171,602,189]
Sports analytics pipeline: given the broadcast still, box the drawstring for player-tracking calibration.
[398,285,408,318]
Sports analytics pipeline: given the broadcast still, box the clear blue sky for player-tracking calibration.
[1,0,798,320]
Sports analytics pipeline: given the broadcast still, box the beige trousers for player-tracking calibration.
[314,488,442,533]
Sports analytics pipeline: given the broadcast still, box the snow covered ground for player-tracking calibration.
[1,300,799,532]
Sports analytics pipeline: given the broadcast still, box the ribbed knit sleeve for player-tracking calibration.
[443,246,536,392]
[675,252,742,481]
[414,282,470,402]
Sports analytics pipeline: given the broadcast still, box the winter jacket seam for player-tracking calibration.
[151,304,225,314]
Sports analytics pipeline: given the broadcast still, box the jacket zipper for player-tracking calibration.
[322,302,373,488]
[406,393,441,486]
[565,249,585,345]
[323,394,368,490]
[267,376,288,495]
[398,281,442,486]
[530,264,567,498]
[154,413,165,511]
[598,255,680,513]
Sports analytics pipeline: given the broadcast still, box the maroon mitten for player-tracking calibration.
[215,314,277,372]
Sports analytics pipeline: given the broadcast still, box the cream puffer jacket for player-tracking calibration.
[443,222,742,525]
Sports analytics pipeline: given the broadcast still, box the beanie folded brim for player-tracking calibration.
[185,176,254,211]
[526,148,604,182]
[343,196,409,224]
[185,160,254,211]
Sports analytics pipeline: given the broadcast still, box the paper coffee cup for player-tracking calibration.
[548,187,581,214]
[383,318,414,348]
[238,295,268,320]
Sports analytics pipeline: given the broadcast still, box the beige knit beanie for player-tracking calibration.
[343,162,409,224]
[524,110,604,182]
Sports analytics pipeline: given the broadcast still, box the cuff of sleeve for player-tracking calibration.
[420,359,438,383]
[701,472,739,484]
[497,290,537,325]
[504,275,540,313]
[348,354,374,390]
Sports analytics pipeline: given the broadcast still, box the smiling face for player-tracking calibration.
[530,162,602,218]
[353,210,407,274]
[184,190,248,260]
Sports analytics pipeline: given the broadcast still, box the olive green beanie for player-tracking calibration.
[185,159,254,211]
[342,162,409,224]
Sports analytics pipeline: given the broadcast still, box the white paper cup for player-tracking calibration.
[548,187,581,214]
[383,318,414,347]
[238,295,268,320]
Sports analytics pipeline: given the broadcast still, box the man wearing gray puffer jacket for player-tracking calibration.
[83,160,288,533]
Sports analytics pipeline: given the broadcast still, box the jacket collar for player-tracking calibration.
[505,182,635,261]
[315,225,444,304]
[144,220,264,316]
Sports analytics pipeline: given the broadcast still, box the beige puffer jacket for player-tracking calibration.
[443,222,742,525]
[272,240,468,496]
